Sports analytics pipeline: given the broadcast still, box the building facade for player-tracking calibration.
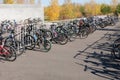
[0,0,44,21]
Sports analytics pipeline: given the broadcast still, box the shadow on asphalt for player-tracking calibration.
[0,57,9,62]
[74,30,120,80]
[97,28,120,31]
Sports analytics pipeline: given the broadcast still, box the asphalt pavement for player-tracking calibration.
[0,22,120,80]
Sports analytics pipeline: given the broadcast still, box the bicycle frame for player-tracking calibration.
[0,45,10,55]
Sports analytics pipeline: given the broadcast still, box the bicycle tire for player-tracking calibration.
[24,35,35,50]
[112,47,120,59]
[79,28,89,39]
[15,41,25,56]
[44,40,52,52]
[57,33,68,45]
[3,45,17,61]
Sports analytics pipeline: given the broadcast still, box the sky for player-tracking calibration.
[39,0,113,6]
[0,0,114,6]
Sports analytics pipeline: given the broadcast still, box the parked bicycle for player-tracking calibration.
[0,33,16,61]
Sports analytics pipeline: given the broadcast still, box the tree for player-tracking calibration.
[71,3,82,18]
[78,5,87,17]
[116,4,120,13]
[111,0,118,12]
[45,0,60,21]
[29,0,35,4]
[84,3,92,16]
[84,0,101,16]
[101,4,111,14]
[85,0,96,15]
[4,0,14,4]
[45,0,119,21]
[15,0,24,4]
[95,4,101,15]
[25,0,35,4]
[112,0,118,6]
[3,0,36,4]
[60,0,75,19]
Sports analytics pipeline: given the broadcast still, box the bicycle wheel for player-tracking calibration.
[24,35,35,50]
[112,38,120,59]
[4,37,12,46]
[79,29,89,39]
[3,45,17,61]
[99,23,105,28]
[89,26,96,33]
[57,33,68,45]
[45,30,53,40]
[112,47,120,59]
[44,40,51,52]
[68,30,77,42]
[15,41,25,56]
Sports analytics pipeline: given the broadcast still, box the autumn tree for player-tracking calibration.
[80,6,86,16]
[45,0,119,21]
[15,0,24,4]
[45,0,60,21]
[4,0,36,4]
[72,3,82,18]
[112,0,118,10]
[4,0,14,4]
[60,0,75,19]
[29,0,35,4]
[116,4,120,13]
[101,4,111,14]
[95,4,101,15]
[84,3,91,16]
[25,0,35,4]
[84,0,101,16]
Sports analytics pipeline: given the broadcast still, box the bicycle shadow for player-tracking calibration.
[0,57,8,63]
[74,32,120,80]
[32,46,50,53]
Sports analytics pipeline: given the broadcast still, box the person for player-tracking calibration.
[79,19,84,28]
[78,19,84,32]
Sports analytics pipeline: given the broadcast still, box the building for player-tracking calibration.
[0,0,44,21]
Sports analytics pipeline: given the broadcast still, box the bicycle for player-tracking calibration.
[111,38,120,59]
[33,29,52,52]
[0,33,16,61]
[50,24,68,45]
[4,30,25,56]
[21,26,35,50]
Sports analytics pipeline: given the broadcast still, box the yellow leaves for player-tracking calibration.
[45,0,118,21]
[84,3,92,15]
[45,0,60,21]
[95,4,101,15]
[29,0,35,4]
[111,0,118,12]
[4,0,35,4]
[84,0,101,16]
[59,0,75,19]
[73,4,82,18]
[62,4,73,18]
[4,0,14,4]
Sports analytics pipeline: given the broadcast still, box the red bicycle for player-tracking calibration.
[0,33,16,61]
